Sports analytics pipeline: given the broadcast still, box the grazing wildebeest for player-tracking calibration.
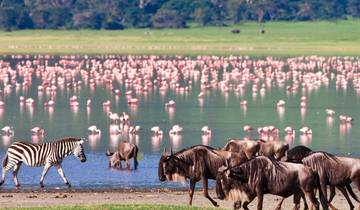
[216,156,320,210]
[223,139,289,160]
[158,145,248,206]
[282,145,359,210]
[231,29,240,34]
[0,137,86,188]
[106,141,138,170]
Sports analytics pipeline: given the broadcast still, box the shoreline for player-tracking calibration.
[0,188,356,209]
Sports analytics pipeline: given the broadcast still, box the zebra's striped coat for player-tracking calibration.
[0,137,86,188]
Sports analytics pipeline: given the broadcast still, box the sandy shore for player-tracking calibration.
[0,188,355,209]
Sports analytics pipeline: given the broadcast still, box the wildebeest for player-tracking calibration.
[231,29,241,34]
[223,139,289,160]
[283,145,359,210]
[216,156,320,210]
[158,145,248,206]
[222,139,260,159]
[106,141,139,170]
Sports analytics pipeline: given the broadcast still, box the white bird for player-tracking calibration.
[1,126,14,136]
[88,125,101,135]
[300,127,312,135]
[201,126,212,135]
[169,125,183,135]
[151,126,163,135]
[31,127,45,136]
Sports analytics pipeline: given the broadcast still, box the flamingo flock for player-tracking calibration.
[0,55,358,150]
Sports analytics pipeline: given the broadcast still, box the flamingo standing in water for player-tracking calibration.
[201,126,212,135]
[300,127,312,135]
[151,126,163,136]
[31,127,45,136]
[169,125,183,135]
[1,126,14,136]
[88,125,101,135]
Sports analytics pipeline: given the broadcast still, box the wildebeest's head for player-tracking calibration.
[73,138,87,162]
[284,145,312,163]
[158,148,191,183]
[216,161,247,201]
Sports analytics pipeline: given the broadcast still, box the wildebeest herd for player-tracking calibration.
[2,136,360,210]
[159,139,360,210]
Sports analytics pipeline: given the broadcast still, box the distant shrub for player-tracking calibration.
[152,9,186,29]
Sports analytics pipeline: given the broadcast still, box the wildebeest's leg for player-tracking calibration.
[39,163,52,188]
[134,147,138,170]
[233,201,241,210]
[256,192,264,210]
[55,164,71,188]
[125,158,130,170]
[189,178,196,205]
[303,190,320,210]
[12,163,21,188]
[275,197,285,210]
[243,201,251,210]
[336,186,354,209]
[301,193,309,210]
[291,193,301,210]
[202,177,218,207]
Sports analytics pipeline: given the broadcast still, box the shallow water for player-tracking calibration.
[0,55,359,189]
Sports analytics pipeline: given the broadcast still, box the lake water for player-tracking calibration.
[0,55,359,189]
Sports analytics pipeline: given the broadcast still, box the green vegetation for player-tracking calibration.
[3,204,221,210]
[0,0,360,30]
[0,20,359,56]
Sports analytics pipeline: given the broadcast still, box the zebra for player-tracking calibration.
[0,137,86,188]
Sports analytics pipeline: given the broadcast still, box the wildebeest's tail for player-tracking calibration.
[106,150,114,156]
[346,184,359,202]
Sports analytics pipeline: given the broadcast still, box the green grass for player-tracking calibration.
[0,20,360,56]
[3,204,221,210]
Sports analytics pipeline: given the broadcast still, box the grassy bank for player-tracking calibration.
[4,204,221,210]
[0,20,359,56]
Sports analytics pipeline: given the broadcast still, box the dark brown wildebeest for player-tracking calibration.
[223,139,289,160]
[293,150,360,210]
[158,145,248,207]
[283,146,359,210]
[106,141,138,170]
[231,29,240,34]
[216,156,320,210]
[222,139,260,159]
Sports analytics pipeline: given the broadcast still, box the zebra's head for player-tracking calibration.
[73,139,87,162]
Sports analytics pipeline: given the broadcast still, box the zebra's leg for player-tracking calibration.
[39,163,52,188]
[12,163,22,188]
[55,164,71,188]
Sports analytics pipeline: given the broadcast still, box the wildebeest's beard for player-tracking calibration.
[159,155,188,184]
[158,155,168,181]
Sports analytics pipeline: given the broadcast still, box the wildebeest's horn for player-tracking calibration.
[225,159,230,169]
[163,147,168,155]
[170,147,173,155]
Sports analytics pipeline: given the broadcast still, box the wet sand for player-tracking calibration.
[0,188,355,209]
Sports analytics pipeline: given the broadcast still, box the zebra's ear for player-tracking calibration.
[79,139,85,144]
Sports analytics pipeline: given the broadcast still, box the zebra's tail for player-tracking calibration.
[0,153,8,186]
[106,150,114,156]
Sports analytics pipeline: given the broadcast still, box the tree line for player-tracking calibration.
[0,0,359,31]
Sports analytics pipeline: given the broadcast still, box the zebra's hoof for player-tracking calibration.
[40,183,44,188]
[0,180,4,186]
[15,184,20,188]
[66,182,71,188]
